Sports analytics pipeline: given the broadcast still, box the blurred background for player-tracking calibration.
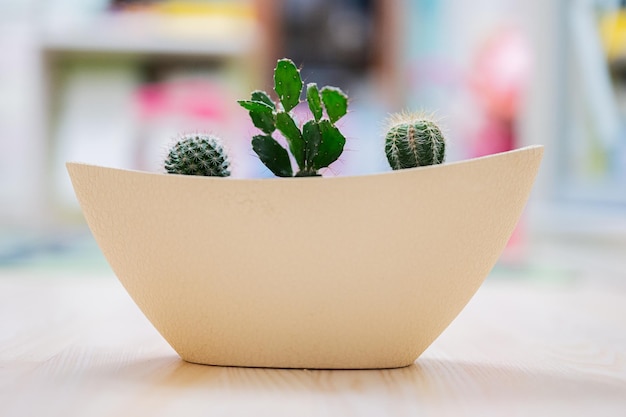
[0,0,625,277]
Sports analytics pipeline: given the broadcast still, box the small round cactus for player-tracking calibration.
[385,112,446,170]
[164,134,230,177]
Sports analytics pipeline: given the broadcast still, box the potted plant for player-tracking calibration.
[67,58,543,369]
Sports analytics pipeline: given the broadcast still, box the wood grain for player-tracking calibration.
[1,269,625,417]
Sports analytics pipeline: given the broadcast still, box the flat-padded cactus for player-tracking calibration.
[164,134,230,177]
[385,113,446,170]
[238,58,349,177]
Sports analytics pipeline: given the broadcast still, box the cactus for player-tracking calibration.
[164,134,230,177]
[385,113,446,170]
[238,58,349,177]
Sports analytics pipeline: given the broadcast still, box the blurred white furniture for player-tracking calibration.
[0,4,267,229]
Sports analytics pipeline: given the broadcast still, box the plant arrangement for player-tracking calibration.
[66,57,544,370]
[164,58,446,178]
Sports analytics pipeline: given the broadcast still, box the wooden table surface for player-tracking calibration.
[1,268,625,417]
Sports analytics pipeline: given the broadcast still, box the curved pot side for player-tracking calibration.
[67,145,543,369]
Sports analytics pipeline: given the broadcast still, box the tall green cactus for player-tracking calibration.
[385,113,446,170]
[238,58,349,177]
[164,134,230,177]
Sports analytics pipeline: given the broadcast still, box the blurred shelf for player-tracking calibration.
[33,11,267,224]
[39,13,258,58]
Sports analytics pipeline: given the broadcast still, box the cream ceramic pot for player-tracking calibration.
[67,145,543,369]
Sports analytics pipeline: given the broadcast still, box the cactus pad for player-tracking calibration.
[274,59,302,112]
[250,90,276,109]
[306,83,323,122]
[315,120,346,170]
[276,111,305,168]
[238,100,276,134]
[252,134,293,177]
[321,87,348,124]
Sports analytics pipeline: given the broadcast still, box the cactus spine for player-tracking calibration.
[164,134,230,177]
[238,58,349,177]
[385,113,446,170]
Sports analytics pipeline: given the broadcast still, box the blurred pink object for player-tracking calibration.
[468,27,532,261]
[470,27,532,120]
[135,80,227,122]
[472,119,515,157]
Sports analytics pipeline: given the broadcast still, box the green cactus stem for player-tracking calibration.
[320,86,348,124]
[164,134,230,177]
[276,111,305,168]
[250,90,275,109]
[238,100,276,135]
[251,134,293,177]
[385,112,446,170]
[306,83,323,122]
[238,58,349,177]
[314,120,346,169]
[274,58,303,112]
